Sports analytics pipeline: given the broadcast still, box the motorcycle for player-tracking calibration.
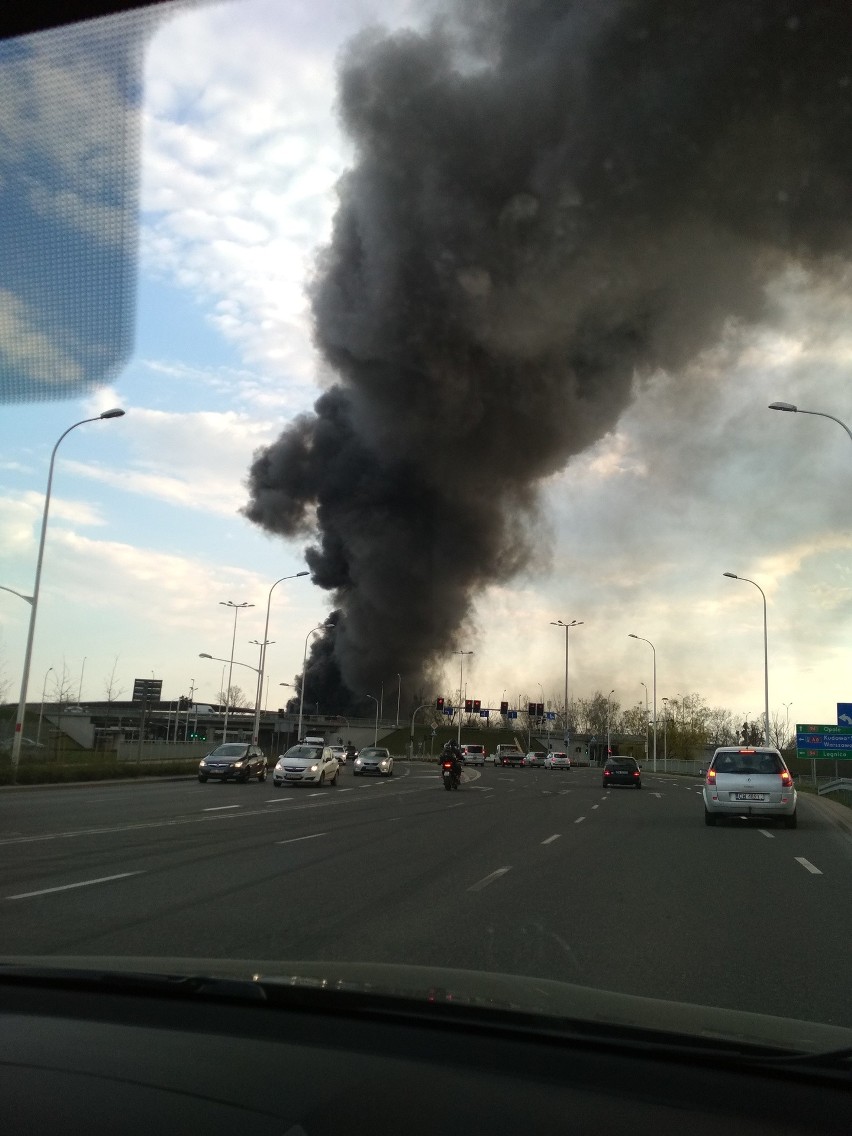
[441,759,460,791]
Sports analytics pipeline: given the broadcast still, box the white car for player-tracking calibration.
[353,747,393,776]
[460,744,486,766]
[703,746,797,827]
[329,745,347,766]
[273,744,339,787]
[545,752,571,770]
[524,751,548,768]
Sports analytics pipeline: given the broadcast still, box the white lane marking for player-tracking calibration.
[276,833,327,845]
[7,871,142,901]
[591,804,599,810]
[652,793,662,799]
[758,829,775,839]
[541,834,561,845]
[795,857,823,875]
[337,788,354,793]
[308,792,323,797]
[600,795,608,800]
[574,816,586,825]
[265,797,293,803]
[203,805,241,812]
[468,867,511,892]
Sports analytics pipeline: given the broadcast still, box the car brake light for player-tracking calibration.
[706,768,717,784]
[633,771,639,777]
[603,770,611,776]
[781,770,793,787]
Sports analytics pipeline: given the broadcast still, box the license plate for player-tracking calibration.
[735,793,765,801]
[285,772,301,780]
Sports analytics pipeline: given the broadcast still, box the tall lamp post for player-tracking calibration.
[628,634,657,772]
[640,680,649,764]
[783,701,793,750]
[36,665,53,745]
[723,572,769,745]
[297,625,323,741]
[218,601,254,742]
[253,571,308,744]
[550,619,583,746]
[10,408,125,776]
[199,653,259,741]
[606,688,615,759]
[661,696,669,770]
[365,694,379,744]
[456,650,473,745]
[396,673,401,728]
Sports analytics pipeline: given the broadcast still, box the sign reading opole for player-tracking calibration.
[796,723,852,761]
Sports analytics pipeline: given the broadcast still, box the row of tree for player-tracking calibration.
[433,689,796,753]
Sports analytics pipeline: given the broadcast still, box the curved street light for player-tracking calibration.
[723,572,770,745]
[252,571,309,744]
[297,625,323,742]
[10,408,125,776]
[628,634,657,772]
[769,402,852,443]
[365,694,379,745]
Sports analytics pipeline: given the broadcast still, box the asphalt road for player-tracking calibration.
[1,763,850,1027]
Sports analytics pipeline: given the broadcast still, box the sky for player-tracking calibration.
[2,0,852,733]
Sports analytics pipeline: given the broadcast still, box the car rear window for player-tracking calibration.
[713,752,784,774]
[608,759,638,770]
[464,746,484,753]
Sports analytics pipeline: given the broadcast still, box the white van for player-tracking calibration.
[301,735,325,746]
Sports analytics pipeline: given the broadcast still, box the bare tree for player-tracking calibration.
[218,685,251,710]
[103,656,126,702]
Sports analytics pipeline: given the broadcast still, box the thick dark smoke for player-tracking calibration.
[245,0,852,712]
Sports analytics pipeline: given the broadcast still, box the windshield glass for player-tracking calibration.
[2,0,851,1052]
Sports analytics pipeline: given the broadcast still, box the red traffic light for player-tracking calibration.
[500,701,509,715]
[436,697,444,710]
[464,699,472,712]
[473,699,481,712]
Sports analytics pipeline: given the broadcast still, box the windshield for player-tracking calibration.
[2,0,852,1055]
[208,744,248,758]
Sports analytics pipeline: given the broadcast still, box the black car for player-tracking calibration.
[198,743,267,783]
[602,757,642,789]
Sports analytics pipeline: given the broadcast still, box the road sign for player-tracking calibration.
[507,710,517,719]
[545,712,556,721]
[479,710,488,718]
[796,724,852,760]
[837,704,852,727]
[132,678,162,702]
[443,706,453,715]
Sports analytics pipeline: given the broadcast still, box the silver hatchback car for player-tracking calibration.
[703,746,797,828]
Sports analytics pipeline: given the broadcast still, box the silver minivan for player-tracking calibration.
[703,747,797,828]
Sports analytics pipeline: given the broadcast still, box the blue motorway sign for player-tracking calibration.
[479,710,489,718]
[837,704,852,727]
[443,706,453,715]
[545,712,556,721]
[507,710,518,719]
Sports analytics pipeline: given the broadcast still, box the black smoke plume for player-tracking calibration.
[245,0,852,713]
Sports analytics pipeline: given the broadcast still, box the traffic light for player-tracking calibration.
[473,699,481,712]
[278,708,286,718]
[536,702,544,717]
[500,701,509,715]
[436,697,444,711]
[464,699,472,712]
[528,702,536,716]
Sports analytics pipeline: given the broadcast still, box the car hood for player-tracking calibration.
[276,757,318,767]
[1,956,849,1056]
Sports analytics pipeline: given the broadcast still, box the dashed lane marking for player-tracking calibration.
[468,867,511,892]
[758,829,775,839]
[541,834,561,845]
[574,816,586,825]
[203,805,241,812]
[795,857,823,875]
[276,833,327,846]
[7,871,143,901]
[265,797,293,804]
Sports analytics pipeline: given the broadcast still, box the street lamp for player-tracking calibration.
[662,696,670,770]
[723,572,770,745]
[550,620,583,743]
[769,402,852,443]
[10,408,125,775]
[365,694,379,744]
[783,701,793,749]
[198,652,259,740]
[455,650,474,745]
[628,634,657,772]
[253,571,309,744]
[606,689,615,760]
[297,625,323,741]
[640,680,649,764]
[218,601,255,742]
[396,673,402,728]
[36,666,53,745]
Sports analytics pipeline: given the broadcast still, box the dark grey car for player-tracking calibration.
[602,757,641,789]
[198,743,267,783]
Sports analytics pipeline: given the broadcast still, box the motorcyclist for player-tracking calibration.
[441,740,463,786]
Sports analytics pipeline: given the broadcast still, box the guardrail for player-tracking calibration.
[818,778,852,796]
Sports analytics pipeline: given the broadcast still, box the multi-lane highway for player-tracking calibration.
[1,763,850,1027]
